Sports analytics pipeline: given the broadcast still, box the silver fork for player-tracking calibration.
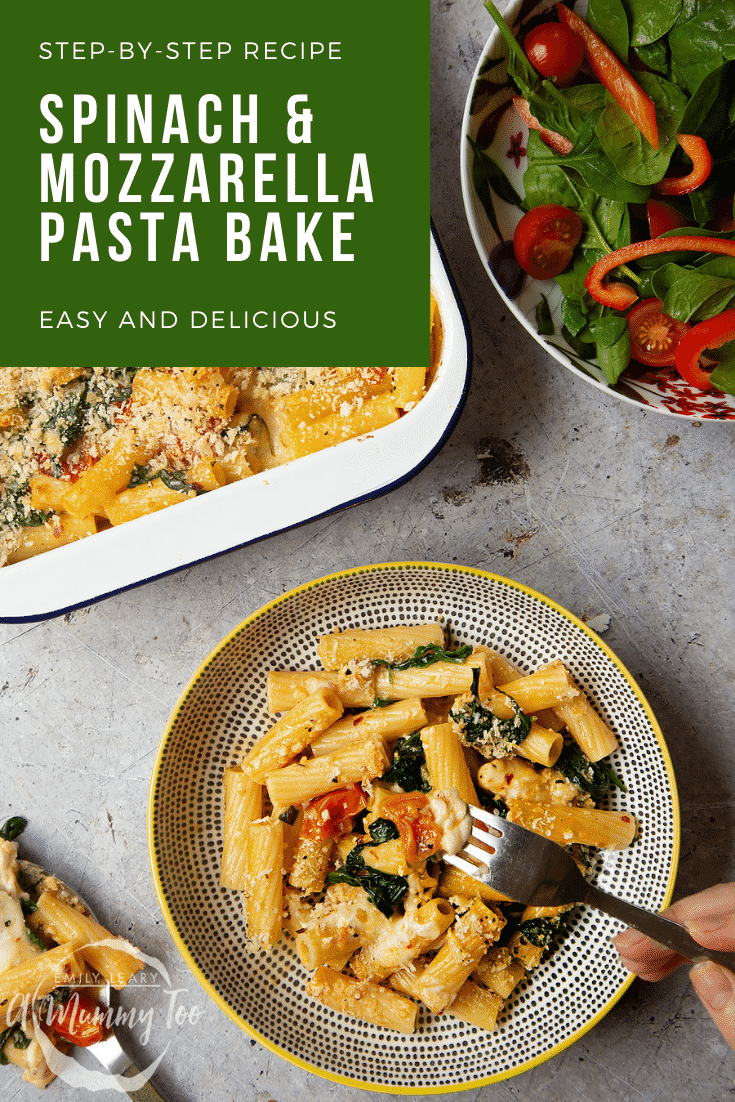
[445,807,735,968]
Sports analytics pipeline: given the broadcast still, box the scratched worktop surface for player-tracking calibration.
[3,2,735,1100]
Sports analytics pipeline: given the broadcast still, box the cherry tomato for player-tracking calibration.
[627,299,690,368]
[47,992,106,1047]
[513,204,583,280]
[301,784,367,840]
[378,792,442,863]
[524,22,584,87]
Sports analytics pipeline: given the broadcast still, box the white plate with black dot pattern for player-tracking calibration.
[148,561,679,1093]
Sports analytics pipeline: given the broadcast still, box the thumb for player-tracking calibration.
[690,962,735,1049]
[685,911,735,953]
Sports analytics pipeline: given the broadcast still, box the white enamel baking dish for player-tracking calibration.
[0,228,471,622]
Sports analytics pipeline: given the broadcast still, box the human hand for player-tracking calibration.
[612,883,735,1047]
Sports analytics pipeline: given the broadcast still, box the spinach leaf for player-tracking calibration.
[367,818,400,844]
[662,269,735,323]
[585,312,628,350]
[24,924,47,952]
[517,915,561,947]
[0,817,27,841]
[42,382,89,452]
[530,113,650,203]
[127,466,197,494]
[382,732,431,793]
[0,486,50,528]
[633,38,671,77]
[325,838,408,917]
[668,1,735,96]
[596,74,687,185]
[450,695,532,757]
[588,0,630,61]
[556,743,626,802]
[596,327,631,383]
[561,296,590,337]
[624,0,683,46]
[709,341,735,396]
[535,294,555,336]
[373,642,472,672]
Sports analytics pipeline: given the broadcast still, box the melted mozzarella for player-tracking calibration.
[429,789,472,856]
[0,840,41,973]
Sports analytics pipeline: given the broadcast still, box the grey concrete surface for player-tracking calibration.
[3,1,735,1099]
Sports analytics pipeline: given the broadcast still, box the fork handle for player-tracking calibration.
[586,885,735,970]
[115,1065,168,1101]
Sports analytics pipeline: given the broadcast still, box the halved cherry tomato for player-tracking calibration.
[301,784,367,841]
[674,308,735,390]
[627,299,690,367]
[524,22,584,87]
[47,992,106,1047]
[655,135,713,196]
[556,2,658,150]
[513,204,583,280]
[512,96,573,155]
[586,236,735,309]
[646,199,688,239]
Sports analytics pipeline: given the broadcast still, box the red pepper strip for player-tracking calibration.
[674,308,735,390]
[655,134,713,196]
[512,96,573,155]
[586,237,735,309]
[556,2,658,150]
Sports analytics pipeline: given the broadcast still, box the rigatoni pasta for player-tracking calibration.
[219,621,637,1035]
[0,308,442,568]
[0,817,143,1090]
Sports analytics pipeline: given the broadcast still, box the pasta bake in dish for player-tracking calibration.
[220,622,637,1034]
[0,817,143,1089]
[0,298,441,567]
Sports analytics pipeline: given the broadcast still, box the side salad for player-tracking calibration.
[473,0,735,395]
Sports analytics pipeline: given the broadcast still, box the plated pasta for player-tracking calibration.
[0,817,143,1089]
[0,302,441,568]
[220,622,637,1034]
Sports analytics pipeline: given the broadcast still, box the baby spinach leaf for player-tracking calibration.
[585,312,628,349]
[533,113,650,203]
[596,326,631,383]
[535,294,555,336]
[0,817,27,842]
[562,297,590,337]
[709,342,735,396]
[588,0,630,61]
[596,74,687,185]
[660,268,735,322]
[668,2,735,96]
[625,0,683,46]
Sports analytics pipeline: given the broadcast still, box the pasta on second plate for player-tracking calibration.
[0,817,143,1089]
[220,623,637,1034]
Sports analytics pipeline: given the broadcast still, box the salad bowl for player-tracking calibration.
[460,0,735,419]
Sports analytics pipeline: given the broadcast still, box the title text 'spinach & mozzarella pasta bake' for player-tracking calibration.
[0,296,441,567]
[0,817,143,1089]
[220,623,637,1034]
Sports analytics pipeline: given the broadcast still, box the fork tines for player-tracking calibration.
[443,805,504,879]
